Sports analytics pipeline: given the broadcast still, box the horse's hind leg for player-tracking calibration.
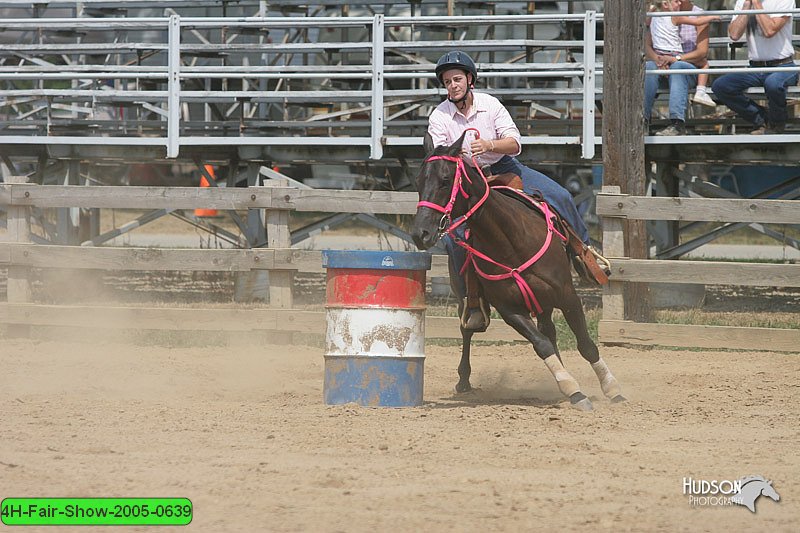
[456,327,474,393]
[561,290,626,403]
[496,307,592,411]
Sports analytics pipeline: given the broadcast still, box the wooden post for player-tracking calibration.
[602,0,652,321]
[601,186,625,321]
[56,160,80,244]
[234,163,270,302]
[263,179,293,309]
[6,175,32,336]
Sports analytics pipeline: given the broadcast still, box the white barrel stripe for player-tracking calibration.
[325,307,425,357]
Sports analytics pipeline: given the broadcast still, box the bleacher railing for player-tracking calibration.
[0,12,601,159]
[1,9,799,160]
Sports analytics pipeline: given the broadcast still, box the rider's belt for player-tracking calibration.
[749,56,793,67]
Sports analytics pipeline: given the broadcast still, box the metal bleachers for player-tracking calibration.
[0,2,798,175]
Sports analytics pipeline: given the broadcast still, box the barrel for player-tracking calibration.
[321,250,432,407]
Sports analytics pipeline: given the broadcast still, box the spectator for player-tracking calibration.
[678,0,716,106]
[645,0,719,135]
[712,0,798,134]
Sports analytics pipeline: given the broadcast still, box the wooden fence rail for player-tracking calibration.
[0,182,483,339]
[597,185,800,352]
[6,183,798,349]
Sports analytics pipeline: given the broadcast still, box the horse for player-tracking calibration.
[410,130,625,411]
[731,476,780,513]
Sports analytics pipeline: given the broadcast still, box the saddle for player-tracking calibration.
[486,172,524,190]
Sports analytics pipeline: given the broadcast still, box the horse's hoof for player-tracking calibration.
[610,394,627,404]
[569,392,593,412]
[455,382,472,394]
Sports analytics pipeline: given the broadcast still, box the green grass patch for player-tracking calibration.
[655,309,800,330]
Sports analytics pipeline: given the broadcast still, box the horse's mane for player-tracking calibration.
[739,475,768,487]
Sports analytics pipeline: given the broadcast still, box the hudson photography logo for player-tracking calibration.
[683,475,781,512]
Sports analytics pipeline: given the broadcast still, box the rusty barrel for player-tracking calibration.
[322,250,432,407]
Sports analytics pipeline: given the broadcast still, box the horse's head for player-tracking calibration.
[761,481,780,502]
[411,131,469,250]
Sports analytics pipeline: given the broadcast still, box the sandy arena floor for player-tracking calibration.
[1,338,798,532]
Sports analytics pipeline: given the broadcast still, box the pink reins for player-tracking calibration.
[416,131,566,316]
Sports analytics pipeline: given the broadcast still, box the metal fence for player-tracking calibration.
[1,8,799,163]
[0,11,600,159]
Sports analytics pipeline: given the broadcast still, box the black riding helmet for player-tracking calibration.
[435,51,478,86]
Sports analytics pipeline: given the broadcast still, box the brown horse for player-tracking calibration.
[411,131,625,411]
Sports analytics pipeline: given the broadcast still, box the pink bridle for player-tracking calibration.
[416,141,566,316]
[416,154,489,236]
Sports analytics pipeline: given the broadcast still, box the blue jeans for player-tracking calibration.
[443,156,589,294]
[711,62,798,127]
[644,60,697,121]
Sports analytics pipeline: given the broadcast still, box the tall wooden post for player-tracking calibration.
[602,0,652,321]
[263,178,293,309]
[6,175,32,337]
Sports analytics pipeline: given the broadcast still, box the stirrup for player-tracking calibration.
[571,253,593,284]
[578,246,611,286]
[460,297,491,332]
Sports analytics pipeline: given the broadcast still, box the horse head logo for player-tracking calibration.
[730,476,780,513]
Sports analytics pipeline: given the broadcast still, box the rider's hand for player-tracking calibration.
[469,139,492,155]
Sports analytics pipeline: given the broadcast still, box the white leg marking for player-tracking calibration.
[591,358,623,399]
[543,354,581,398]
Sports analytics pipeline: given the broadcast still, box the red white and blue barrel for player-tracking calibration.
[322,250,432,407]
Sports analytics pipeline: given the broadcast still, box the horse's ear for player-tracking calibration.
[423,132,434,155]
[448,130,469,157]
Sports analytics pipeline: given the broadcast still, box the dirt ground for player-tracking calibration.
[1,337,798,532]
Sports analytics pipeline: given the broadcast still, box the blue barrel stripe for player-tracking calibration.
[324,357,424,407]
[322,250,432,270]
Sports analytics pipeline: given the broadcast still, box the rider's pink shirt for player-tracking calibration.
[428,91,522,167]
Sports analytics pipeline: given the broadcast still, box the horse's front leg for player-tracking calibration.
[456,327,473,393]
[496,306,592,411]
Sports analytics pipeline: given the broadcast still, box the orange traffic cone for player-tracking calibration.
[195,165,219,217]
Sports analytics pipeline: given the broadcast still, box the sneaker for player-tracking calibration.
[655,123,685,136]
[767,123,786,134]
[693,90,716,107]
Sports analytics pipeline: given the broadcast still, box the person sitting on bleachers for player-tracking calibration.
[644,0,719,135]
[712,0,798,134]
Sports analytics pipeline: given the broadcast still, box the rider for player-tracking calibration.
[427,50,611,330]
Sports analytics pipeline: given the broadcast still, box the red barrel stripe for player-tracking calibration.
[326,269,426,308]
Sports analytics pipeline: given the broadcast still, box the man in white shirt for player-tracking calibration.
[711,0,797,134]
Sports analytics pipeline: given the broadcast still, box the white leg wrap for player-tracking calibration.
[543,355,581,398]
[591,358,622,399]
